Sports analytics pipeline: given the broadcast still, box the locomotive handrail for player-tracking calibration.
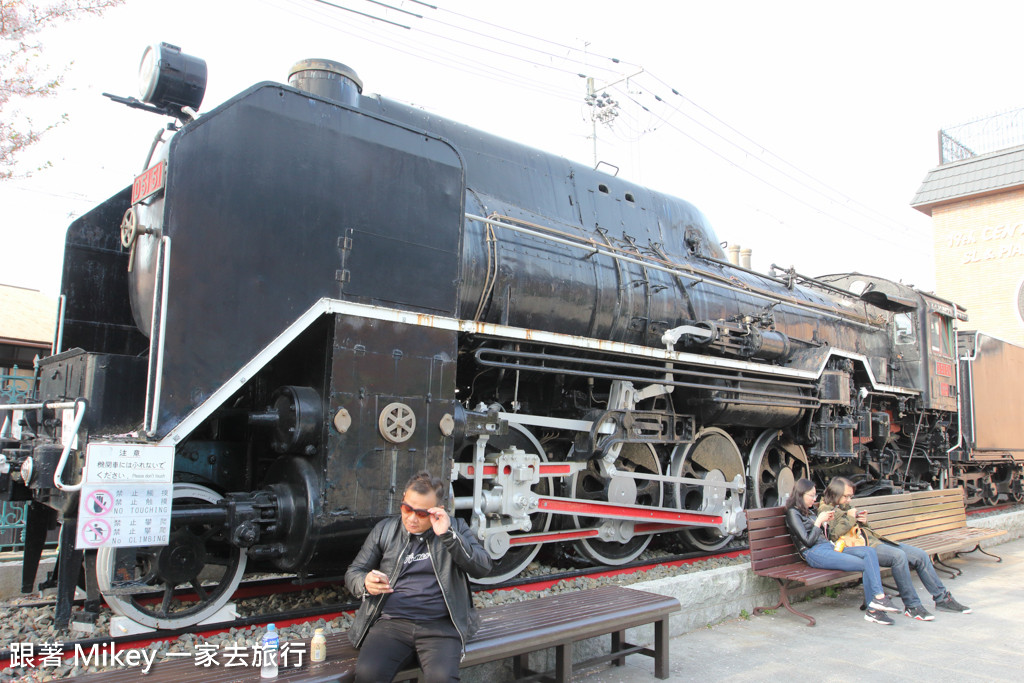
[467,213,884,332]
[53,398,88,492]
[0,400,80,412]
[143,236,172,437]
[52,294,66,355]
[473,347,821,408]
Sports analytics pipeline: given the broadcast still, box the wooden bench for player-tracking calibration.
[850,489,1006,576]
[748,505,864,626]
[748,489,1006,626]
[69,585,680,682]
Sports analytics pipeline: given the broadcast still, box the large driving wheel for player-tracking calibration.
[668,428,746,552]
[457,424,553,584]
[569,443,663,565]
[748,429,810,508]
[96,483,247,630]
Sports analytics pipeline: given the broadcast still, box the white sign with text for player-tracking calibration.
[76,443,174,549]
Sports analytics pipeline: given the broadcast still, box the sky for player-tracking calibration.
[2,0,1023,298]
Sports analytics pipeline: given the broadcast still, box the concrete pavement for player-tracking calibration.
[579,537,1024,682]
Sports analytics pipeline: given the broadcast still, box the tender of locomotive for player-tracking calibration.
[1,45,1021,631]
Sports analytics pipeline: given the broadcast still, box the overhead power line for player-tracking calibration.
[266,1,927,246]
[642,71,926,238]
[612,87,916,249]
[311,0,411,29]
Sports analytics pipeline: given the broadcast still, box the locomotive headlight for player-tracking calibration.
[20,457,33,485]
[137,42,208,114]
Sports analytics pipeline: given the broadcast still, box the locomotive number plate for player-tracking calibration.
[131,161,166,205]
[935,361,953,378]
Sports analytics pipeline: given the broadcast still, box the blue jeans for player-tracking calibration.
[803,541,884,606]
[874,542,947,607]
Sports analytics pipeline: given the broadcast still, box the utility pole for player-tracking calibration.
[584,69,644,168]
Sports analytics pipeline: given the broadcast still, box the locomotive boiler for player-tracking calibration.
[1,45,1020,632]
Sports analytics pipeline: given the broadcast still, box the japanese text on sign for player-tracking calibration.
[76,444,175,549]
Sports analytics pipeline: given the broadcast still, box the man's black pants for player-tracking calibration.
[354,616,462,683]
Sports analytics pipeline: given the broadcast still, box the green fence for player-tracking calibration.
[1,368,34,405]
[1,369,38,552]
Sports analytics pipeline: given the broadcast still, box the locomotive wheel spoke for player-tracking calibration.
[192,580,209,601]
[159,586,175,617]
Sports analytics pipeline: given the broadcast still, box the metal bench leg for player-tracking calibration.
[955,544,1003,563]
[932,554,962,578]
[611,630,626,668]
[556,642,572,683]
[654,617,670,680]
[513,653,530,679]
[754,579,816,626]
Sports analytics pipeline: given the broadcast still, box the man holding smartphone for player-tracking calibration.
[345,471,492,682]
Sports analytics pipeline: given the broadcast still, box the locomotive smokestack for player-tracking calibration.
[288,59,363,107]
[727,244,740,265]
[741,248,752,270]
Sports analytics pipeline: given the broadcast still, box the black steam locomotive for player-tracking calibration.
[2,44,1021,631]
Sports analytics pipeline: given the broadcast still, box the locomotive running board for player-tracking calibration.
[161,297,916,446]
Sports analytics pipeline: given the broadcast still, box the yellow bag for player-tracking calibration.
[834,525,867,552]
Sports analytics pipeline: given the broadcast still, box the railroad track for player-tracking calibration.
[0,545,748,673]
[4,500,1019,677]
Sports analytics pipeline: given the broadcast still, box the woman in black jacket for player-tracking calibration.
[784,478,898,625]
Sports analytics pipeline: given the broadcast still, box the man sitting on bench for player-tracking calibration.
[819,477,971,620]
[345,471,493,682]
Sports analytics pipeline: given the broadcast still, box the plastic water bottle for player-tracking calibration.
[311,627,327,663]
[261,623,279,678]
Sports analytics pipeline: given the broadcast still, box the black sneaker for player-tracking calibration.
[904,605,935,621]
[869,595,899,612]
[935,594,972,614]
[865,608,894,625]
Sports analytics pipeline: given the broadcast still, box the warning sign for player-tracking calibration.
[76,443,174,549]
[79,518,112,547]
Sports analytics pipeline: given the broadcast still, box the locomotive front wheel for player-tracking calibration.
[95,483,247,630]
[568,442,663,565]
[668,428,747,552]
[747,430,810,508]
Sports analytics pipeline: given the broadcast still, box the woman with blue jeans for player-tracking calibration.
[784,478,899,625]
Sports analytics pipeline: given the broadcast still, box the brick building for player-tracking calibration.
[0,284,57,402]
[912,114,1024,347]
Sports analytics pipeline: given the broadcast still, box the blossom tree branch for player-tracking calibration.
[1,0,125,178]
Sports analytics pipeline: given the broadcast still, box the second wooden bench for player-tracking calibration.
[748,488,1006,625]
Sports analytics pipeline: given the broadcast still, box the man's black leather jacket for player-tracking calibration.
[344,516,492,654]
[785,506,826,557]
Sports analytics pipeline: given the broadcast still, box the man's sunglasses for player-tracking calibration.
[401,502,433,518]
